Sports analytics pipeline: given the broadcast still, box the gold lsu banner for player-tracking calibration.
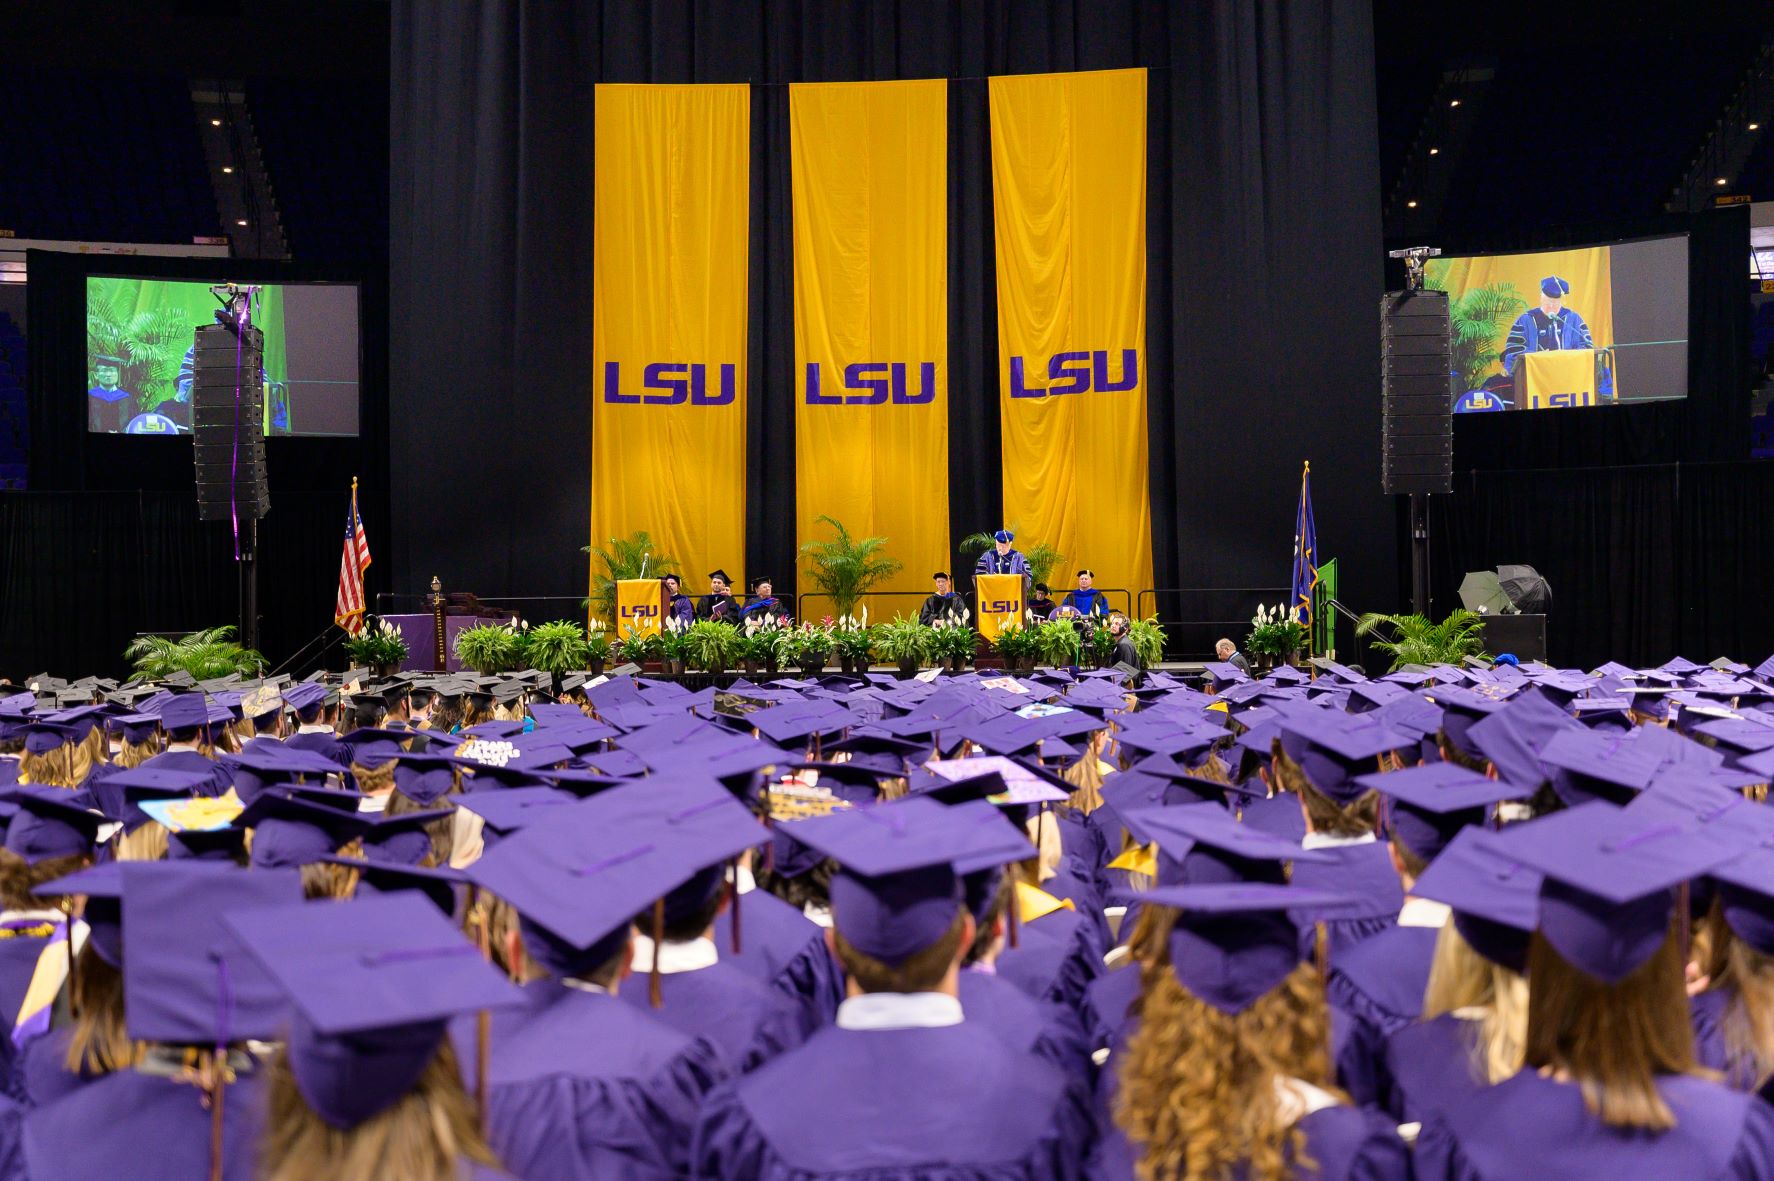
[615,578,665,639]
[791,80,949,612]
[974,573,1025,641]
[989,68,1153,602]
[591,84,749,611]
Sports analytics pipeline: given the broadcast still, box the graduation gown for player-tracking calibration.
[471,979,725,1181]
[1416,1070,1774,1181]
[22,1066,266,1181]
[1326,921,1440,1107]
[12,1027,102,1110]
[616,954,804,1075]
[1382,1012,1490,1125]
[1691,987,1761,1092]
[285,728,348,766]
[692,1021,1094,1180]
[1288,841,1402,966]
[714,889,844,1036]
[1238,791,1308,841]
[667,594,695,624]
[974,549,1032,581]
[959,968,1094,1081]
[698,594,739,622]
[0,913,60,1088]
[132,748,233,796]
[1082,964,1142,1053]
[919,593,967,627]
[1087,1069,1410,1181]
[998,908,1103,1013]
[1062,589,1109,617]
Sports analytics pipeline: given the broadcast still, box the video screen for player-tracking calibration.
[85,276,360,436]
[1426,234,1688,413]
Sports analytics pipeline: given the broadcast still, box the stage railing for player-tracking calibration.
[1137,587,1292,661]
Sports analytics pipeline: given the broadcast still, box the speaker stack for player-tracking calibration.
[1380,290,1453,496]
[191,321,270,523]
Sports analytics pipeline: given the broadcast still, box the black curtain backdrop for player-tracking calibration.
[389,0,1396,627]
[1394,206,1755,668]
[4,248,388,677]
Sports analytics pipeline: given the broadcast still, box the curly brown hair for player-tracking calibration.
[0,849,88,911]
[1115,960,1336,1181]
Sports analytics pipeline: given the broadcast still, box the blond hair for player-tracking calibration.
[1422,922,1528,1084]
[1702,904,1774,1089]
[64,947,143,1078]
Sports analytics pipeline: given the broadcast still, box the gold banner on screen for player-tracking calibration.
[790,79,950,614]
[590,84,749,611]
[989,68,1153,602]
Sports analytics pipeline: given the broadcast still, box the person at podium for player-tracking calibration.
[1501,275,1594,376]
[973,529,1031,587]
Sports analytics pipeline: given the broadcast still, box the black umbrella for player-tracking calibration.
[1496,564,1551,614]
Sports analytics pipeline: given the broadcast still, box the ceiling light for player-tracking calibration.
[1428,147,1439,155]
[236,219,248,226]
[1407,200,1418,208]
[1717,177,1729,186]
[1752,123,1762,131]
[211,118,222,126]
[1450,99,1461,108]
[221,166,233,174]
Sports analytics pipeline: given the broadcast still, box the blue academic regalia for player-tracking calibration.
[1087,1064,1410,1181]
[975,549,1032,582]
[86,389,137,433]
[1062,589,1110,617]
[1382,1012,1490,1125]
[132,749,233,797]
[692,1021,1094,1180]
[616,958,804,1074]
[1326,922,1440,1107]
[470,979,725,1181]
[714,890,844,1036]
[999,908,1104,1013]
[740,598,788,625]
[1501,307,1595,375]
[22,1066,266,1181]
[1415,1069,1774,1181]
[960,968,1094,1081]
[1288,843,1403,966]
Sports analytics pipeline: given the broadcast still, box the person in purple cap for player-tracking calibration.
[1093,883,1409,1181]
[1689,846,1774,1092]
[19,863,131,1108]
[713,847,847,1038]
[661,574,695,625]
[282,682,347,765]
[974,529,1032,586]
[1416,803,1774,1181]
[693,796,1093,1180]
[132,693,233,797]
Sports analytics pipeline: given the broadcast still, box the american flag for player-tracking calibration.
[334,480,371,635]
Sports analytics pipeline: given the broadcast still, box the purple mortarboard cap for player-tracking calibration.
[528,703,591,727]
[1115,725,1220,764]
[323,856,465,917]
[1356,761,1526,862]
[452,786,576,849]
[95,766,206,834]
[789,796,1032,965]
[122,861,300,1044]
[1264,665,1310,686]
[1572,697,1633,732]
[338,728,408,769]
[223,744,343,804]
[1691,719,1774,768]
[167,825,248,862]
[282,683,327,714]
[1275,712,1410,804]
[1347,681,1411,714]
[223,893,521,1129]
[1424,685,1505,758]
[1490,802,1739,983]
[0,787,108,863]
[1467,689,1579,793]
[1708,847,1774,955]
[1141,883,1354,1014]
[1537,728,1660,807]
[1369,696,1444,765]
[468,779,760,975]
[388,753,458,807]
[158,694,209,733]
[234,793,374,869]
[1202,663,1249,691]
[110,713,162,745]
[1408,827,1541,971]
[21,721,79,755]
[1623,686,1674,721]
[1123,801,1330,887]
[363,808,453,867]
[36,862,124,968]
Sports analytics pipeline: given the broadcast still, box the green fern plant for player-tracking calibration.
[1030,617,1082,668]
[581,532,677,625]
[797,516,903,620]
[1126,617,1168,667]
[957,526,1064,587]
[1424,274,1527,393]
[522,620,592,675]
[871,615,932,670]
[124,625,266,682]
[682,620,745,672]
[1354,608,1488,672]
[453,621,524,675]
[87,285,199,413]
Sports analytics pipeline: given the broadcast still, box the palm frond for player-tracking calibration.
[1355,609,1487,671]
[125,625,265,682]
[797,515,903,618]
[580,531,676,623]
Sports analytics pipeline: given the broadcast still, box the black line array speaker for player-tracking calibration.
[1381,290,1452,495]
[191,322,270,523]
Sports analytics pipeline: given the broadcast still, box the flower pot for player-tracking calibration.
[897,657,920,676]
[371,662,399,679]
[741,659,759,676]
[588,657,606,677]
[799,660,827,676]
[838,655,856,675]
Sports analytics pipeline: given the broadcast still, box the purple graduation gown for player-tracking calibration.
[470,980,725,1181]
[1382,1013,1489,1125]
[959,968,1094,1081]
[1083,964,1142,1052]
[616,959,804,1074]
[998,909,1103,1013]
[1239,791,1309,842]
[22,1067,266,1180]
[284,730,348,765]
[1416,1070,1774,1181]
[1691,988,1762,1092]
[0,919,57,1088]
[1288,843,1403,966]
[692,1021,1094,1180]
[715,890,844,1036]
[1326,923,1439,1107]
[13,1027,100,1109]
[132,749,233,796]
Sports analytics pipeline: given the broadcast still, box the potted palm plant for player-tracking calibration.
[797,516,903,621]
[1354,608,1488,672]
[582,531,677,627]
[125,625,267,682]
[872,615,931,676]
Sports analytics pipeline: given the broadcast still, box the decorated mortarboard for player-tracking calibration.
[233,793,376,869]
[1489,802,1739,982]
[1355,761,1527,862]
[1536,727,1660,806]
[35,862,123,967]
[1122,801,1331,887]
[0,787,109,863]
[788,795,1033,965]
[91,765,208,834]
[1275,711,1411,804]
[122,861,300,1044]
[914,756,1070,808]
[363,808,454,867]
[1137,883,1355,1014]
[222,893,522,1129]
[1407,827,1541,971]
[324,856,465,916]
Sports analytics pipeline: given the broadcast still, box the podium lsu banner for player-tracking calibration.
[989,68,1153,602]
[615,579,665,639]
[975,573,1025,641]
[791,79,948,603]
[1518,350,1602,409]
[591,84,749,608]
